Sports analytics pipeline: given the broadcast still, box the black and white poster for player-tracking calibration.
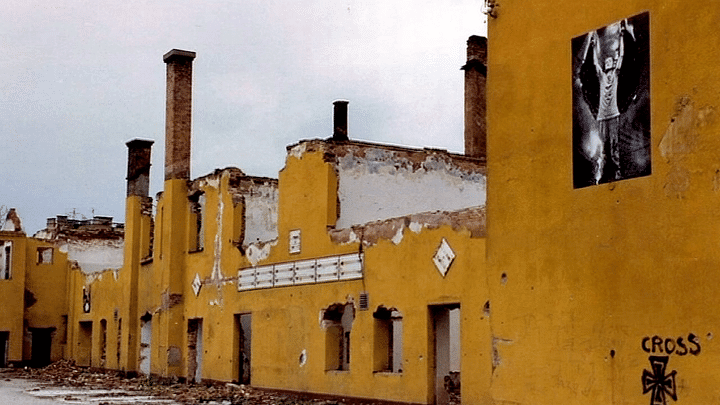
[572,12,650,188]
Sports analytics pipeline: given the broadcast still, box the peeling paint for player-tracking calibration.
[329,206,485,246]
[288,142,307,159]
[391,225,405,245]
[240,182,278,247]
[491,336,513,374]
[334,147,486,228]
[245,240,277,266]
[161,291,183,311]
[408,221,423,234]
[59,239,124,275]
[660,96,697,161]
[664,166,690,199]
[660,97,718,198]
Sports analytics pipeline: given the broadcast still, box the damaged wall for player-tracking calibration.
[334,146,485,228]
[59,239,124,275]
[0,223,70,367]
[287,140,486,229]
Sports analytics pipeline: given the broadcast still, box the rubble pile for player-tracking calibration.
[0,361,360,404]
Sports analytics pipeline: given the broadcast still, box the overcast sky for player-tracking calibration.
[2,0,487,235]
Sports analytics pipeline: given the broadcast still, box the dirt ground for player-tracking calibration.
[0,361,349,405]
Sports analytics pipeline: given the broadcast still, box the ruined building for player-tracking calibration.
[60,46,490,404]
[0,211,124,369]
[6,1,720,404]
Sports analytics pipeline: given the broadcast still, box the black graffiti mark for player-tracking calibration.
[641,334,700,356]
[642,356,677,405]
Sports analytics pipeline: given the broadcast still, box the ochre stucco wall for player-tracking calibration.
[487,1,720,403]
[66,142,489,404]
[0,233,28,364]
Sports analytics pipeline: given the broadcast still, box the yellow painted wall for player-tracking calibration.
[61,145,488,403]
[167,150,491,403]
[487,1,720,404]
[0,232,70,366]
[24,238,69,363]
[0,232,28,364]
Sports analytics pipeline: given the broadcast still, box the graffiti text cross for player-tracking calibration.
[642,356,677,405]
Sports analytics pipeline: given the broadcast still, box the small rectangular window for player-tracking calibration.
[189,193,205,252]
[374,307,403,373]
[37,247,54,264]
[0,241,12,280]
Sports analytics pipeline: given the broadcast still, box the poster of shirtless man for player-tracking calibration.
[572,12,650,188]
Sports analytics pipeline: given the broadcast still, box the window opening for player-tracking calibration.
[189,193,205,252]
[322,302,354,371]
[37,247,53,264]
[373,306,403,373]
[0,241,11,279]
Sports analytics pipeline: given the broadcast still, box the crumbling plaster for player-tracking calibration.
[60,239,124,275]
[191,167,279,250]
[329,206,486,246]
[287,140,486,231]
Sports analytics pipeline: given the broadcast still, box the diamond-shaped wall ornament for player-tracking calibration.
[192,273,202,296]
[433,238,456,277]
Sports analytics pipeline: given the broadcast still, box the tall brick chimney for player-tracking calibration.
[333,100,349,141]
[461,36,487,159]
[126,139,154,197]
[163,49,196,180]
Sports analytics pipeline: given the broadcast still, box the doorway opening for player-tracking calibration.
[429,304,461,405]
[30,328,54,368]
[139,313,152,375]
[234,314,252,384]
[0,331,9,367]
[99,319,107,368]
[187,318,203,383]
[78,321,93,367]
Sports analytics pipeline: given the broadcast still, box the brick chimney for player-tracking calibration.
[163,49,196,180]
[461,36,487,159]
[333,100,349,141]
[126,139,154,197]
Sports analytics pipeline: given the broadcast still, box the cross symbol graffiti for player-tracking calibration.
[642,356,677,405]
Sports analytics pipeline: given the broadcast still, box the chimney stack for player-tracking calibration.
[126,139,154,197]
[163,49,196,180]
[333,100,349,141]
[462,36,487,159]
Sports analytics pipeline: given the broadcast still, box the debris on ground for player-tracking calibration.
[0,361,353,404]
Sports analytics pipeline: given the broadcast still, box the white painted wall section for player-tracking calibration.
[59,239,124,274]
[335,148,486,228]
[243,183,278,246]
